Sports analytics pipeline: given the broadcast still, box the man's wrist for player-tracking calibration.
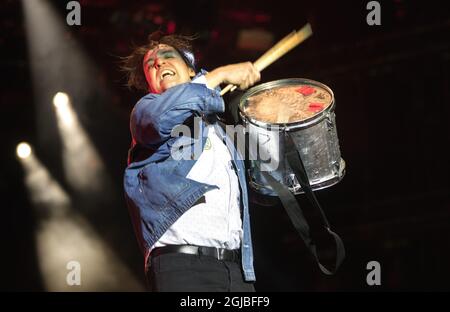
[191,74,214,90]
[204,68,224,89]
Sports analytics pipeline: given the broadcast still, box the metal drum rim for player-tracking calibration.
[239,78,336,130]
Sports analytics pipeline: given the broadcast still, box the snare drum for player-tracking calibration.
[239,78,346,196]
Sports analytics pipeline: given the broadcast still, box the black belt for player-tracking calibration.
[151,245,240,262]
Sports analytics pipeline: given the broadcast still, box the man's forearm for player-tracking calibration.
[204,67,226,89]
[204,62,261,91]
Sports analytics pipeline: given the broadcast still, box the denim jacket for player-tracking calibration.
[123,73,256,281]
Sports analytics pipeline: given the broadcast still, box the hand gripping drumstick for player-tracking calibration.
[220,23,313,96]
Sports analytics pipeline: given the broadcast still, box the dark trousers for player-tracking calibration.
[146,252,255,292]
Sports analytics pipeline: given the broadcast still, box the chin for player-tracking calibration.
[161,81,180,91]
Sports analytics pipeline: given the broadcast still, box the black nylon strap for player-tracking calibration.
[250,131,345,274]
[226,92,243,125]
[282,131,345,274]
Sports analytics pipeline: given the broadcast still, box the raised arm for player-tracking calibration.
[131,62,260,147]
[204,62,260,90]
[130,82,224,146]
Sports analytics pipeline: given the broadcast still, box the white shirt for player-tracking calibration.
[152,77,243,250]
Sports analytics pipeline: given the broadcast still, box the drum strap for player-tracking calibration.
[226,94,345,274]
[259,132,345,275]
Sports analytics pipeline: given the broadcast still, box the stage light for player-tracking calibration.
[21,0,144,291]
[52,92,105,192]
[53,92,74,126]
[22,0,99,150]
[17,142,32,159]
[53,92,69,108]
[18,153,143,291]
[23,0,108,192]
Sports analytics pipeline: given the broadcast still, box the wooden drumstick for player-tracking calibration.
[220,30,297,95]
[220,23,313,96]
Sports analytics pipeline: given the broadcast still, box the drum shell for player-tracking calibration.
[239,78,346,195]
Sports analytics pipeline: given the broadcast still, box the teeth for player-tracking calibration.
[161,69,175,80]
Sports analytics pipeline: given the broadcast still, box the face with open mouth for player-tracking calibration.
[143,44,195,94]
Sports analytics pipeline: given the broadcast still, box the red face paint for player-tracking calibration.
[308,102,324,112]
[296,86,316,96]
[143,49,154,92]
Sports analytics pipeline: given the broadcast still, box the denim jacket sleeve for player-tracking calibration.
[130,82,225,146]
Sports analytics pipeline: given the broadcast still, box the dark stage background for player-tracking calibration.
[1,0,449,291]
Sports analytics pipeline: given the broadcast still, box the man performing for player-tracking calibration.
[122,32,260,292]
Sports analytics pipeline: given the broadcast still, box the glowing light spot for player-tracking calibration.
[53,92,73,126]
[17,142,32,159]
[53,92,69,108]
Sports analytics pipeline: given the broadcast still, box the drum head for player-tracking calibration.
[241,79,333,125]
